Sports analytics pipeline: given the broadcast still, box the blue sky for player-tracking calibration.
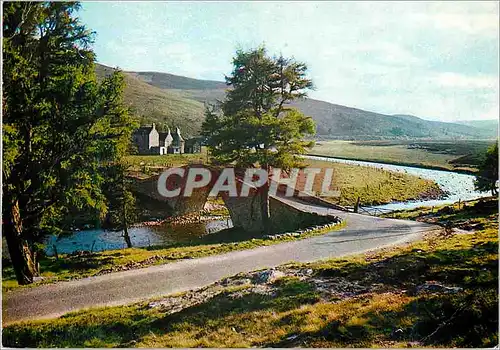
[80,1,499,122]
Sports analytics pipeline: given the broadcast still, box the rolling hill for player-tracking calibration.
[95,63,496,140]
[454,119,499,138]
[95,64,206,136]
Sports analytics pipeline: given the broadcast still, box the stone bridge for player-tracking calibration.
[130,164,346,233]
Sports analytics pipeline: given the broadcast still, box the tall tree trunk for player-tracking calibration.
[354,196,361,213]
[123,225,132,248]
[260,164,271,234]
[122,200,132,248]
[3,199,39,285]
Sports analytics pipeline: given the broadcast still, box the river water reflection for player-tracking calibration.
[45,219,233,255]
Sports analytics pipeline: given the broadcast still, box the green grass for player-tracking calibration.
[304,159,441,206]
[310,139,495,173]
[2,221,344,292]
[124,147,208,172]
[3,198,497,348]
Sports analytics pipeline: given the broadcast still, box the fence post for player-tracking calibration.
[53,244,59,260]
[354,197,360,213]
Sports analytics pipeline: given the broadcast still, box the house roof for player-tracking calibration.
[133,126,153,135]
[159,131,173,143]
[133,123,158,135]
[172,127,184,144]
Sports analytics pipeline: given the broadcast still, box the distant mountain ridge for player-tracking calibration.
[128,71,226,91]
[95,63,495,140]
[453,120,499,138]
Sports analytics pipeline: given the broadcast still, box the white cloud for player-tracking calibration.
[481,104,500,120]
[409,2,499,37]
[82,1,499,122]
[431,14,498,35]
[433,73,498,89]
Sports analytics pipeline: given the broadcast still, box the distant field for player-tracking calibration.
[310,140,496,173]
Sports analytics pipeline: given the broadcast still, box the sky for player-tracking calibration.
[80,1,499,122]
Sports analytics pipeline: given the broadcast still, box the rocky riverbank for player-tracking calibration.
[415,183,447,201]
[131,213,229,228]
[131,201,230,228]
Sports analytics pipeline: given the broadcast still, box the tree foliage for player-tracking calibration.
[102,162,138,248]
[2,2,137,284]
[474,142,498,196]
[202,47,315,232]
[202,47,315,169]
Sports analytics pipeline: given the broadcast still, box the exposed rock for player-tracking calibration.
[228,284,275,299]
[406,341,423,348]
[309,277,372,299]
[220,276,252,287]
[203,202,227,212]
[417,186,446,201]
[456,219,485,231]
[253,269,286,284]
[131,213,229,228]
[262,219,341,240]
[148,286,224,314]
[415,282,463,295]
[68,250,92,257]
[144,265,389,318]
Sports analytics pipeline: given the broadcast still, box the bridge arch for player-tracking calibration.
[130,164,344,233]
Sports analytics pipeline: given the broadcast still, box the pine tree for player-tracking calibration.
[2,2,137,284]
[475,143,499,196]
[202,46,315,233]
[102,162,138,248]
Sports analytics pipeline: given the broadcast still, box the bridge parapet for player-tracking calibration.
[130,164,345,233]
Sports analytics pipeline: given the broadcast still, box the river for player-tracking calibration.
[46,157,488,254]
[45,218,233,255]
[304,155,488,213]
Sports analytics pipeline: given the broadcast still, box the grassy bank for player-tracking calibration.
[3,198,497,348]
[2,220,343,292]
[304,159,442,206]
[310,140,495,173]
[124,147,208,172]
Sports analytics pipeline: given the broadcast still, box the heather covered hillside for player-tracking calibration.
[96,64,496,140]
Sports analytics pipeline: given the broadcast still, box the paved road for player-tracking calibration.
[2,203,437,325]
